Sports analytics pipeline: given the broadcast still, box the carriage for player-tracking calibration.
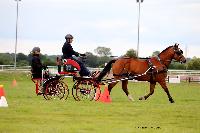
[31,56,101,101]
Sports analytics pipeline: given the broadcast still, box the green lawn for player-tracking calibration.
[0,72,200,133]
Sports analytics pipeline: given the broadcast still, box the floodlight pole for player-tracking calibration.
[136,0,143,57]
[14,0,21,70]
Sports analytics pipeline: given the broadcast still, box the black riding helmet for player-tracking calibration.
[65,34,73,39]
[32,47,40,55]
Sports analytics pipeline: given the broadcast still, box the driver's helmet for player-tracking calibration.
[65,34,73,39]
[32,47,40,55]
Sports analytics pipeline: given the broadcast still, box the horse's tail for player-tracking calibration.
[96,59,117,82]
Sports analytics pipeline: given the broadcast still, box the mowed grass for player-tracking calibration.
[0,72,200,133]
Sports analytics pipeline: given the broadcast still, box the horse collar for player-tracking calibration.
[156,55,169,69]
[156,56,161,62]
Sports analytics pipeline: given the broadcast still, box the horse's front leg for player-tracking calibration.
[108,81,118,95]
[139,82,156,101]
[122,80,134,101]
[159,80,174,103]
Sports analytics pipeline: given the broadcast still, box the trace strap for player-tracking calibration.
[102,67,153,85]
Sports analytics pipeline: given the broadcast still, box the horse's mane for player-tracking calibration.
[159,46,173,56]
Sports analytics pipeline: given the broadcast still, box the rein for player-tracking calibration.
[104,67,152,85]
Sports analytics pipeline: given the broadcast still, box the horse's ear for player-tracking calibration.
[174,43,179,49]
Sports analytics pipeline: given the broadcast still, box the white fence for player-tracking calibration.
[0,65,16,71]
[168,70,200,76]
[0,65,200,83]
[1,65,199,74]
[0,65,103,74]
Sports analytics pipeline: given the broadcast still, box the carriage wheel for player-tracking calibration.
[43,80,69,100]
[72,79,97,101]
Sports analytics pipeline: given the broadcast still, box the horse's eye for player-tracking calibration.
[176,50,183,55]
[180,50,183,54]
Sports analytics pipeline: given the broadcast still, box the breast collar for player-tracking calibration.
[156,55,169,69]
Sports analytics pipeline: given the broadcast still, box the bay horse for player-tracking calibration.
[96,43,186,103]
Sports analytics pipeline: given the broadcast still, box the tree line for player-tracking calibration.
[0,47,200,70]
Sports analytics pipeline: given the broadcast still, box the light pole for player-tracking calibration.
[136,0,143,57]
[14,0,21,70]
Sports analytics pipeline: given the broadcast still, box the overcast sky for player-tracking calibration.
[0,0,200,58]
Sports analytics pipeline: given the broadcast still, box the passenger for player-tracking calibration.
[62,34,90,76]
[31,47,48,79]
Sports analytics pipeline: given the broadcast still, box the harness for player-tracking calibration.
[156,55,171,69]
[105,45,184,85]
[104,66,152,84]
[147,57,167,73]
[107,56,168,85]
[146,56,168,82]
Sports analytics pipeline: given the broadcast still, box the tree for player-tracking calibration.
[40,54,56,66]
[169,62,186,70]
[187,57,200,70]
[85,52,111,68]
[94,46,111,57]
[84,52,99,67]
[152,51,160,56]
[16,53,29,66]
[98,56,111,67]
[0,53,14,65]
[18,60,29,66]
[124,49,137,58]
[17,53,28,61]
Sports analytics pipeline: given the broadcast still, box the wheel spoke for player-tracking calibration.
[72,79,98,101]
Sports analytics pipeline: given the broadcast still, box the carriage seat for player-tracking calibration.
[57,58,81,75]
[62,59,81,71]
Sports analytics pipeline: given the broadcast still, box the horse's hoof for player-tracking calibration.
[169,99,175,103]
[170,100,175,103]
[129,98,135,101]
[139,96,145,100]
[128,94,134,101]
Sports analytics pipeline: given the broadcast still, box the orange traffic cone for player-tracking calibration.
[99,85,112,103]
[12,79,17,87]
[0,85,8,107]
[94,85,101,101]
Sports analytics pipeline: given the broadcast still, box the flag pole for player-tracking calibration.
[136,0,143,57]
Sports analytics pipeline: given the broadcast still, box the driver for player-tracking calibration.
[62,34,90,76]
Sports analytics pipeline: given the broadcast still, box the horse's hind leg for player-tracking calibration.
[139,82,156,101]
[159,81,174,103]
[122,80,134,101]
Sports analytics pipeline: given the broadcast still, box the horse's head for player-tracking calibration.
[172,43,186,63]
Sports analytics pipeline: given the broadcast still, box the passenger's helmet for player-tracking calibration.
[65,34,73,39]
[32,47,40,54]
[32,47,40,53]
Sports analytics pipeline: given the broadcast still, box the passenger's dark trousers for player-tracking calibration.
[66,57,90,76]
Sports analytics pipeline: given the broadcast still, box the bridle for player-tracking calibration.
[174,48,185,63]
[156,45,184,67]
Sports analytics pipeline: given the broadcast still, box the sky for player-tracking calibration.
[0,0,200,58]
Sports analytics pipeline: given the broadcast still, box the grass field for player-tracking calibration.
[0,71,200,133]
